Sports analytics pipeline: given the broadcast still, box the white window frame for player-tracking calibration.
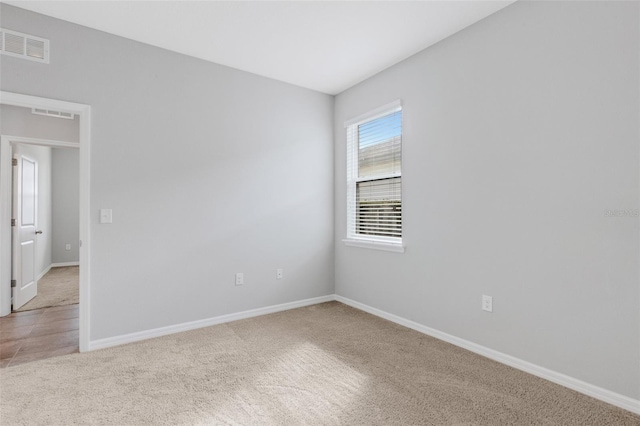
[343,100,404,253]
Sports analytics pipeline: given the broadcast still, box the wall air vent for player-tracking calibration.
[32,108,75,120]
[0,28,49,63]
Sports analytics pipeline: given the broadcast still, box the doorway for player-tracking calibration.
[2,135,81,367]
[11,139,80,312]
[0,91,91,353]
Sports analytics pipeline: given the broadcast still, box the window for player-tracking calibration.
[344,100,403,252]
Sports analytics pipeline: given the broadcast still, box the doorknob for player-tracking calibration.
[35,230,43,235]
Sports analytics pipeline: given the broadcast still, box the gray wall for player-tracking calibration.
[335,1,639,399]
[0,4,334,340]
[0,104,79,142]
[52,148,79,264]
[15,143,52,278]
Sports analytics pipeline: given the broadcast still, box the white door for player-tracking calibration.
[12,146,39,309]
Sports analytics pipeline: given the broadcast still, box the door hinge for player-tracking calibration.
[10,280,16,288]
[11,219,16,227]
[12,158,17,166]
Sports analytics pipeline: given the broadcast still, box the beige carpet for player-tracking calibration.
[1,302,638,425]
[15,266,79,312]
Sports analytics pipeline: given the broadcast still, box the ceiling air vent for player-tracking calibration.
[0,28,49,63]
[32,108,75,120]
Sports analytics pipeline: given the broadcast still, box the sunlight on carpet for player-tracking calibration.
[258,342,368,418]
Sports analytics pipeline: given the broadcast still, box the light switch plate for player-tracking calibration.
[99,209,112,224]
[235,273,244,286]
[482,295,493,312]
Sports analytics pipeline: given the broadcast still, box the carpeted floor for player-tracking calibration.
[15,266,79,312]
[1,301,638,425]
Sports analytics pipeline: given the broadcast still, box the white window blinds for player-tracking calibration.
[346,101,402,245]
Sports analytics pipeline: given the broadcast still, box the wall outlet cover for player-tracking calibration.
[99,209,112,224]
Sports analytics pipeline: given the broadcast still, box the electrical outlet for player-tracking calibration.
[65,244,71,251]
[235,273,244,286]
[482,295,493,312]
[276,268,283,279]
[99,209,113,224]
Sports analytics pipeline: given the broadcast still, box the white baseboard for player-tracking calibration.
[51,261,79,267]
[37,264,52,281]
[86,292,640,415]
[37,260,76,281]
[334,295,640,415]
[89,294,335,351]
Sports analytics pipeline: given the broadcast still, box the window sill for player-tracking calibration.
[342,239,405,253]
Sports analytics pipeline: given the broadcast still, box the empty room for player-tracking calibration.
[0,0,639,424]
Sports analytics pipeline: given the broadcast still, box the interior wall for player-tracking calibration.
[0,104,79,142]
[334,0,639,399]
[0,4,334,341]
[52,148,79,264]
[15,144,52,278]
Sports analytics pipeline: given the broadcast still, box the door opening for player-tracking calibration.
[10,140,80,313]
[0,91,91,353]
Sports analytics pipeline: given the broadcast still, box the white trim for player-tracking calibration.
[89,295,335,351]
[34,262,76,279]
[87,291,640,414]
[344,99,402,128]
[334,295,640,415]
[51,261,79,267]
[0,137,11,316]
[37,264,52,281]
[342,238,405,253]
[345,101,404,246]
[0,91,91,354]
[3,135,79,149]
[0,91,85,112]
[31,262,76,288]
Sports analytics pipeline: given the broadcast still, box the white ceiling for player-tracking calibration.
[6,1,516,95]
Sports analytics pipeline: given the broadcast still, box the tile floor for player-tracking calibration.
[0,304,79,368]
